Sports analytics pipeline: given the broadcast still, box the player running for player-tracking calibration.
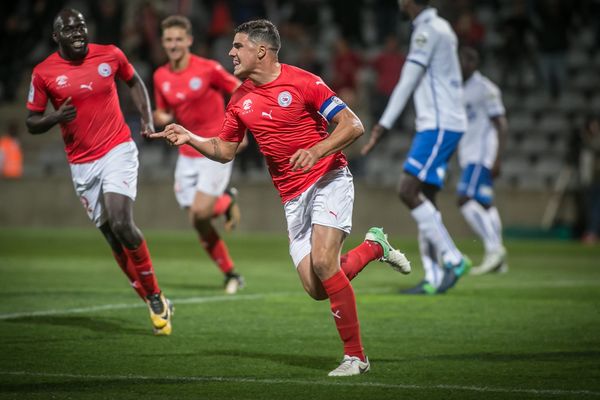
[362,0,471,294]
[26,9,173,335]
[151,19,411,376]
[458,46,508,275]
[154,15,245,293]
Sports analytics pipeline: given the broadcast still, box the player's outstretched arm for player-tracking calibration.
[491,115,508,177]
[290,107,364,172]
[26,97,77,134]
[127,70,155,136]
[149,124,239,163]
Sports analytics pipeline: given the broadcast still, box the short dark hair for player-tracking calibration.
[234,19,281,54]
[414,0,430,5]
[53,8,85,32]
[161,15,192,35]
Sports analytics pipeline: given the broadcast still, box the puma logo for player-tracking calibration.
[332,309,341,319]
[315,81,325,85]
[329,210,338,218]
[262,110,273,120]
[80,82,93,91]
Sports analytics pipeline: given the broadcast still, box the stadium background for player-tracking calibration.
[1,0,598,235]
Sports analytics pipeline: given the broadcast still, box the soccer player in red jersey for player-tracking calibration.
[153,15,245,294]
[25,9,173,335]
[151,19,411,376]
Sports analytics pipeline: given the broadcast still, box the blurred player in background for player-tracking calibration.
[458,46,508,275]
[25,9,173,335]
[153,15,245,294]
[361,0,470,294]
[151,19,411,376]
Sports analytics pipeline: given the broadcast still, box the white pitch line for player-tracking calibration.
[0,293,279,321]
[1,371,599,397]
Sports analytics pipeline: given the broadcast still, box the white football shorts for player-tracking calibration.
[284,166,354,268]
[174,154,233,207]
[69,141,138,227]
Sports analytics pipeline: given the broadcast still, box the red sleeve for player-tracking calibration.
[302,73,337,112]
[153,71,167,111]
[26,71,48,112]
[112,46,135,82]
[219,105,245,143]
[211,62,240,94]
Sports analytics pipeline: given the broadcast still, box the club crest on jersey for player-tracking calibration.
[98,63,112,77]
[243,99,253,111]
[55,75,69,87]
[189,77,202,91]
[278,91,292,107]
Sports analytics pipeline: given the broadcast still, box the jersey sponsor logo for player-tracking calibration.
[277,91,292,107]
[261,109,273,120]
[176,92,186,100]
[98,63,112,77]
[28,80,35,103]
[189,77,202,91]
[80,82,93,91]
[243,99,253,111]
[56,75,69,87]
[162,81,171,93]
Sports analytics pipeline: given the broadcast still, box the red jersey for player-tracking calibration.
[153,55,239,158]
[220,64,348,203]
[27,44,135,164]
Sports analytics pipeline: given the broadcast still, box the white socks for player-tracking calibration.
[460,200,503,253]
[418,232,444,287]
[411,199,462,266]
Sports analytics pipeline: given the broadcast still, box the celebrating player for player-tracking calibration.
[458,46,508,275]
[26,9,173,335]
[362,0,471,294]
[153,15,245,293]
[151,19,411,376]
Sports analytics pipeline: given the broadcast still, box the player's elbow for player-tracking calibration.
[350,118,364,140]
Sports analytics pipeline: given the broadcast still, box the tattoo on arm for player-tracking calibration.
[210,138,222,159]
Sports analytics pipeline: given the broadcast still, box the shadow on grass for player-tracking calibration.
[4,316,145,336]
[202,349,332,371]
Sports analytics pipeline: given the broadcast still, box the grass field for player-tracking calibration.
[0,227,599,400]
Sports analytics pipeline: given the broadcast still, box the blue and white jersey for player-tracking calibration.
[459,71,505,169]
[406,8,466,133]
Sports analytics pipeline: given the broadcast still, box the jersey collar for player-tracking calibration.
[412,7,437,28]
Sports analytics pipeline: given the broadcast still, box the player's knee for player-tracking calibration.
[302,282,328,300]
[190,205,213,222]
[109,219,135,241]
[457,196,469,207]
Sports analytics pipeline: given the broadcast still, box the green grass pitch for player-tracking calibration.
[0,227,599,399]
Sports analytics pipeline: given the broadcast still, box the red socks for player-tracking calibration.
[123,240,160,296]
[200,228,234,274]
[112,250,147,300]
[212,193,232,217]
[340,240,383,281]
[321,270,365,361]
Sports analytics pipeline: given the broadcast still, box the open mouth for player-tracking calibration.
[72,40,86,49]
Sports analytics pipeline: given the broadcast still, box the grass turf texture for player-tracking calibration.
[0,227,599,400]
